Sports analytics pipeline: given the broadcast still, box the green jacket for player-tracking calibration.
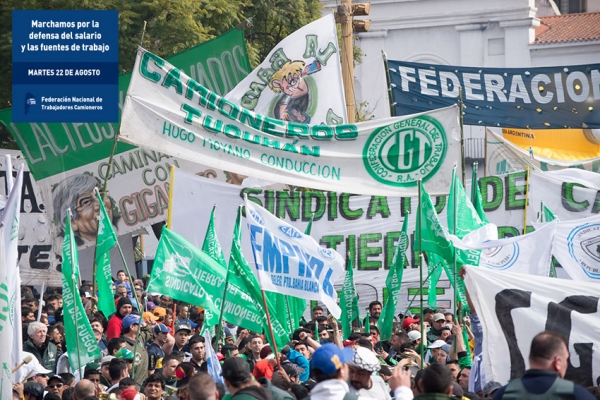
[23,339,58,374]
[121,325,153,385]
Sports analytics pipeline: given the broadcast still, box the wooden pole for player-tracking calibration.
[522,166,530,235]
[339,0,355,122]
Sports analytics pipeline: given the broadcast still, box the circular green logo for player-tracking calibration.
[363,115,448,187]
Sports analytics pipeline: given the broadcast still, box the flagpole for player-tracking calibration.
[452,166,458,323]
[400,261,443,321]
[67,209,83,374]
[459,87,466,186]
[522,166,530,235]
[167,165,176,229]
[259,289,281,370]
[214,205,230,349]
[36,282,45,322]
[417,180,424,369]
[382,51,395,117]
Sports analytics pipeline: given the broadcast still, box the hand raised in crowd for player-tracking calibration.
[388,359,412,392]
[377,347,389,359]
[13,382,23,398]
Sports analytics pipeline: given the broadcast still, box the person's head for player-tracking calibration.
[368,301,382,319]
[108,358,128,382]
[174,324,192,347]
[221,344,239,358]
[116,297,133,318]
[356,338,373,351]
[144,373,165,400]
[312,306,323,320]
[529,331,569,378]
[89,318,104,334]
[32,372,49,387]
[116,270,126,283]
[369,325,380,341]
[46,295,59,309]
[189,335,206,363]
[294,342,311,360]
[59,372,75,388]
[432,313,446,330]
[23,382,45,400]
[115,284,128,298]
[348,346,381,390]
[107,338,126,356]
[423,308,435,324]
[73,379,95,400]
[46,375,66,396]
[420,362,453,394]
[161,353,181,379]
[435,345,449,364]
[222,357,252,396]
[121,315,141,336]
[310,343,354,383]
[250,335,263,355]
[177,305,189,319]
[187,372,218,400]
[390,330,409,351]
[27,321,47,346]
[53,174,114,242]
[438,326,451,341]
[482,380,503,398]
[47,325,63,343]
[402,317,421,332]
[458,367,471,390]
[153,324,169,345]
[21,306,35,322]
[164,308,174,326]
[444,313,454,325]
[446,360,460,381]
[83,367,101,385]
[318,325,330,342]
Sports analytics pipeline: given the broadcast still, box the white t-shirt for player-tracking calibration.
[348,375,392,400]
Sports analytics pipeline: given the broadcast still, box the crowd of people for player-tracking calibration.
[11,270,598,400]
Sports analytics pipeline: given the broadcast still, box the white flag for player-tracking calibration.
[244,199,345,318]
[449,221,557,276]
[225,14,347,125]
[541,213,600,281]
[203,328,223,384]
[463,265,600,387]
[0,164,24,384]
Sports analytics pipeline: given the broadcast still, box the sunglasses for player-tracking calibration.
[48,383,63,389]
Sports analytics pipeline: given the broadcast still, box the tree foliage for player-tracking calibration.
[0,0,322,146]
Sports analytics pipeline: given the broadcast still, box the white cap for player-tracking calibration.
[428,340,447,349]
[407,330,421,342]
[348,347,381,372]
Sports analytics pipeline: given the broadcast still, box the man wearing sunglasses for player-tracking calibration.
[46,375,66,397]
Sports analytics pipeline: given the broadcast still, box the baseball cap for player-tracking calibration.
[153,307,167,317]
[402,317,420,331]
[23,382,45,399]
[146,301,157,311]
[154,324,170,334]
[122,314,141,329]
[259,345,273,359]
[115,348,134,360]
[482,381,503,395]
[407,330,421,342]
[428,340,447,349]
[175,323,192,334]
[143,311,158,321]
[433,313,446,322]
[179,318,198,328]
[310,343,354,376]
[100,355,115,366]
[47,374,65,384]
[348,346,380,372]
[222,357,251,383]
[84,362,100,373]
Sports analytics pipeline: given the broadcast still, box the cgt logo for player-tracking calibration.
[278,225,302,239]
[362,115,447,187]
[480,243,519,270]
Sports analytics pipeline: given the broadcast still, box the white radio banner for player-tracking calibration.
[464,265,600,387]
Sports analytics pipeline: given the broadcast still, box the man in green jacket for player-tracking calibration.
[120,314,153,386]
[23,321,58,374]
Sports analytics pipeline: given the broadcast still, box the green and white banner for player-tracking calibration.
[0,29,251,267]
[225,14,347,125]
[120,48,462,197]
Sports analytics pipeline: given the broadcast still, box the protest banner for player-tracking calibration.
[225,14,347,125]
[244,199,346,318]
[120,48,462,197]
[535,213,600,282]
[388,60,600,129]
[463,265,600,387]
[486,129,600,174]
[0,29,251,267]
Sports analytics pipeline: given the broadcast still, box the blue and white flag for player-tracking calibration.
[203,328,223,384]
[244,199,345,318]
[449,221,557,276]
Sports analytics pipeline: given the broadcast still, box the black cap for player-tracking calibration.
[222,357,251,383]
[23,382,45,399]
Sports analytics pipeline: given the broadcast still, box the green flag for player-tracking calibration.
[94,189,117,318]
[426,253,444,309]
[470,163,488,223]
[378,214,408,341]
[148,227,266,333]
[364,312,371,333]
[340,257,359,339]
[542,203,558,222]
[415,181,455,263]
[448,170,487,266]
[62,209,102,371]
[228,207,289,349]
[202,205,228,267]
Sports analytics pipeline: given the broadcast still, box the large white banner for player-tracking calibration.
[245,199,345,317]
[463,265,600,387]
[451,221,556,276]
[120,48,462,197]
[536,213,600,282]
[225,14,347,125]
